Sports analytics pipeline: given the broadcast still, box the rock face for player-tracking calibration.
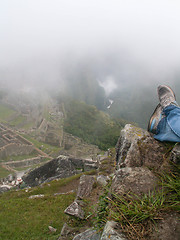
[150,212,180,240]
[111,167,158,196]
[101,221,127,240]
[23,155,98,186]
[116,124,170,169]
[76,175,95,199]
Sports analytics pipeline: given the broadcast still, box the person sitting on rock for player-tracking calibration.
[148,85,180,142]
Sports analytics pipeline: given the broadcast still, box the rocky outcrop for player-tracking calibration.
[111,167,158,196]
[116,124,168,169]
[22,155,98,186]
[70,124,179,240]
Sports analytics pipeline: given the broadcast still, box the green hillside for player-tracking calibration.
[64,100,126,150]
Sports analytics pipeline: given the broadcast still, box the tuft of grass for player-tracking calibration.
[160,163,180,211]
[94,189,109,230]
[109,191,165,224]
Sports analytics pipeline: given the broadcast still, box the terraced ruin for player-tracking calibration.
[0,123,51,178]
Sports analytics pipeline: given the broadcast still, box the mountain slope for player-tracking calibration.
[64,100,127,150]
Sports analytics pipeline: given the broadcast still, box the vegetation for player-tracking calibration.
[94,163,180,239]
[0,173,86,240]
[0,170,98,240]
[64,100,126,150]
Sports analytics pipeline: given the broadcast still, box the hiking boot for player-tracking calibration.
[157,85,178,108]
[148,103,163,134]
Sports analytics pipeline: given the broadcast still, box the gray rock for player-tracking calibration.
[29,194,45,199]
[150,212,180,240]
[101,221,127,240]
[23,155,98,187]
[111,167,158,196]
[73,228,101,240]
[60,223,76,238]
[0,185,12,194]
[76,175,95,199]
[116,124,167,169]
[97,175,110,186]
[170,143,180,164]
[64,201,85,219]
[48,226,57,233]
[116,124,148,164]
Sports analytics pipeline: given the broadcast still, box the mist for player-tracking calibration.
[1,0,180,96]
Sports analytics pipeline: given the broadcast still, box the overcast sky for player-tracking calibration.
[0,0,180,91]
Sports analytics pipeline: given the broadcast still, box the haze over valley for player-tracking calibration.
[1,0,180,128]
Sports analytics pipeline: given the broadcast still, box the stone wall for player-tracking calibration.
[4,156,46,168]
[0,143,34,159]
[0,123,35,160]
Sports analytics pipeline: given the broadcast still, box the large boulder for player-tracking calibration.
[22,155,98,187]
[116,124,169,169]
[111,167,158,196]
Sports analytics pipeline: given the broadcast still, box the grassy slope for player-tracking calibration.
[64,100,126,150]
[0,174,86,240]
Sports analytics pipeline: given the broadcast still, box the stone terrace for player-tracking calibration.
[0,124,32,147]
[0,123,51,179]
